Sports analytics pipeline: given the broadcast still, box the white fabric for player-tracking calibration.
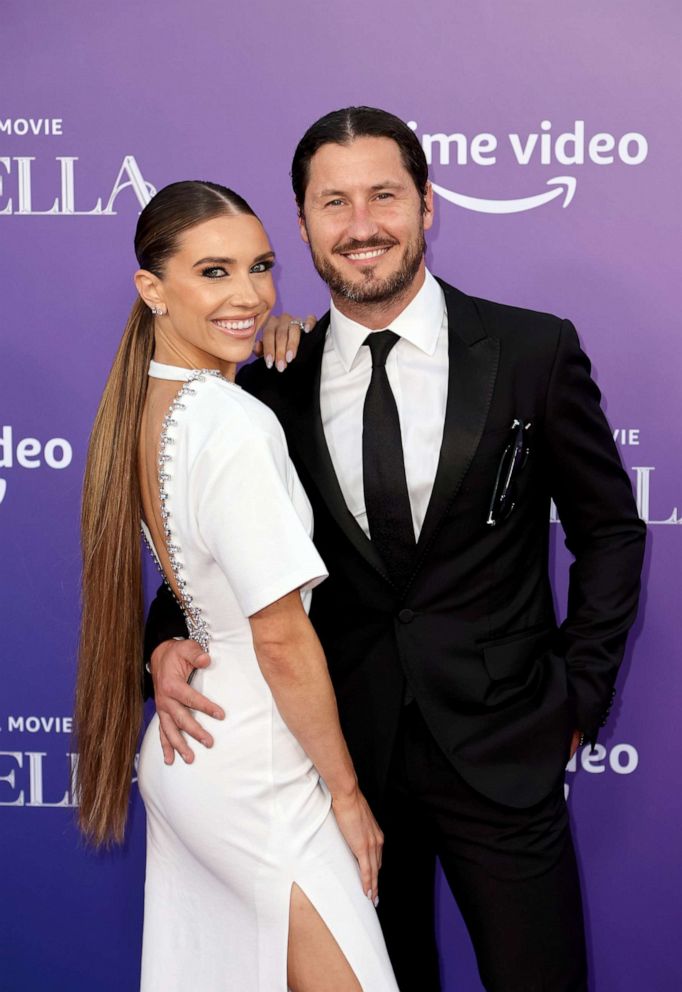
[139,366,398,991]
[320,268,448,540]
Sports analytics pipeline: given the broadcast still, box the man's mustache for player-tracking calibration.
[333,237,398,255]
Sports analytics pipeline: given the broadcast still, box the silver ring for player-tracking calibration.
[289,319,306,332]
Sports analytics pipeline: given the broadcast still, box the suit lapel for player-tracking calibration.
[414,281,500,562]
[286,315,391,582]
[288,281,499,589]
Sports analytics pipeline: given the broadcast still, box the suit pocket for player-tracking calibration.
[481,625,554,682]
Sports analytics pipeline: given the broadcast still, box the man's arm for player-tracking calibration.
[545,319,647,744]
[144,582,225,764]
[143,581,189,697]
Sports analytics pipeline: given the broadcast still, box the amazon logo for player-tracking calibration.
[408,119,648,214]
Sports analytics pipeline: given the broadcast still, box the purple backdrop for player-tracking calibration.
[1,1,680,988]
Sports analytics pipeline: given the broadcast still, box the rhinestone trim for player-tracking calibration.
[142,368,228,653]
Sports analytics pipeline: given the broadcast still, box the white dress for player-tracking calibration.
[137,361,398,992]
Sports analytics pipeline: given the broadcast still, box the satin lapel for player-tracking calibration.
[287,315,391,582]
[414,283,500,562]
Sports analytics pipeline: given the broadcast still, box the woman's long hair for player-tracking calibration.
[75,181,256,845]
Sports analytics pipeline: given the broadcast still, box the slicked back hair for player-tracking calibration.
[291,106,429,214]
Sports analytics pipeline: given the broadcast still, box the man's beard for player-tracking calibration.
[309,230,426,305]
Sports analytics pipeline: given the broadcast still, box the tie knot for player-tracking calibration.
[364,330,400,368]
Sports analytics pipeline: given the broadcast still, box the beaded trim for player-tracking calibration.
[142,368,228,653]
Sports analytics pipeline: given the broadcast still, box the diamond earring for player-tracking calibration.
[150,306,166,316]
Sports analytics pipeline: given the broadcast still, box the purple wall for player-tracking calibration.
[1,1,680,988]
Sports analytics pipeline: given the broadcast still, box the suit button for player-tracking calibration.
[398,609,415,624]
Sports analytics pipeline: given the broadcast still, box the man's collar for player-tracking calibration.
[329,269,446,372]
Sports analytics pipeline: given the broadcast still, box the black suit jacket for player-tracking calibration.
[144,279,646,810]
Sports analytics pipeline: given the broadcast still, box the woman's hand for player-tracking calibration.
[253,313,317,370]
[332,788,384,907]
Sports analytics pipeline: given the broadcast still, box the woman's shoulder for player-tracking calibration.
[187,371,285,448]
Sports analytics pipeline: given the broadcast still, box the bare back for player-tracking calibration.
[138,376,185,602]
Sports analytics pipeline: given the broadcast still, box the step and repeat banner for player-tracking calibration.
[1,1,679,989]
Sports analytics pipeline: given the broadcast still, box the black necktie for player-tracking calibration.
[362,330,416,587]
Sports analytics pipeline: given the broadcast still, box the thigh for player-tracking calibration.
[288,884,362,992]
[377,716,442,992]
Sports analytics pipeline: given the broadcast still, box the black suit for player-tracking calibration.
[145,279,645,990]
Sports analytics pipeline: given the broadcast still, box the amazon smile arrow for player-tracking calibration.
[431,176,577,214]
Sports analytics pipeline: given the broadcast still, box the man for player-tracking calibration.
[144,107,645,991]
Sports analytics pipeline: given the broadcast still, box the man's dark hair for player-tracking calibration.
[291,106,429,214]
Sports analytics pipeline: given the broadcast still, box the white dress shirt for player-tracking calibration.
[320,268,449,541]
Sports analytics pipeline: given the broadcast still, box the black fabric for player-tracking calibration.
[142,277,644,983]
[144,279,645,808]
[362,330,416,588]
[377,703,588,991]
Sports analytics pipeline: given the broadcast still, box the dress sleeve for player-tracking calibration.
[194,411,328,617]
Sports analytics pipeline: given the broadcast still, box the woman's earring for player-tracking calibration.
[150,306,167,316]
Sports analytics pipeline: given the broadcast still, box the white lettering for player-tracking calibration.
[509,132,538,165]
[581,743,607,773]
[26,751,71,807]
[0,427,73,470]
[422,132,469,166]
[0,118,63,135]
[471,133,497,165]
[540,119,553,165]
[5,715,74,733]
[507,122,646,167]
[632,466,679,524]
[16,438,41,469]
[0,157,11,215]
[589,133,615,164]
[555,120,585,165]
[15,157,60,215]
[44,438,72,469]
[618,133,648,165]
[0,752,24,806]
[0,425,13,467]
[612,428,640,446]
[609,743,638,774]
[102,155,155,214]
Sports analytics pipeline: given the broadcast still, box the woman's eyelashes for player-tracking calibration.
[251,258,275,273]
[200,259,275,279]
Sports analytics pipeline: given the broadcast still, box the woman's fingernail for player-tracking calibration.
[374,896,379,908]
[202,738,212,748]
[366,889,373,901]
[265,354,274,369]
[276,360,286,373]
[286,350,294,363]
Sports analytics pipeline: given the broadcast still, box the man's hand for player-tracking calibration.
[253,313,316,371]
[149,639,225,765]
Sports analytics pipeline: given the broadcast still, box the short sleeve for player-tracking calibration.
[195,413,327,617]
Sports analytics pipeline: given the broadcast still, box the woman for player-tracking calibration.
[75,181,399,992]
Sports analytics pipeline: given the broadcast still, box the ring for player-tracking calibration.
[289,319,306,332]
